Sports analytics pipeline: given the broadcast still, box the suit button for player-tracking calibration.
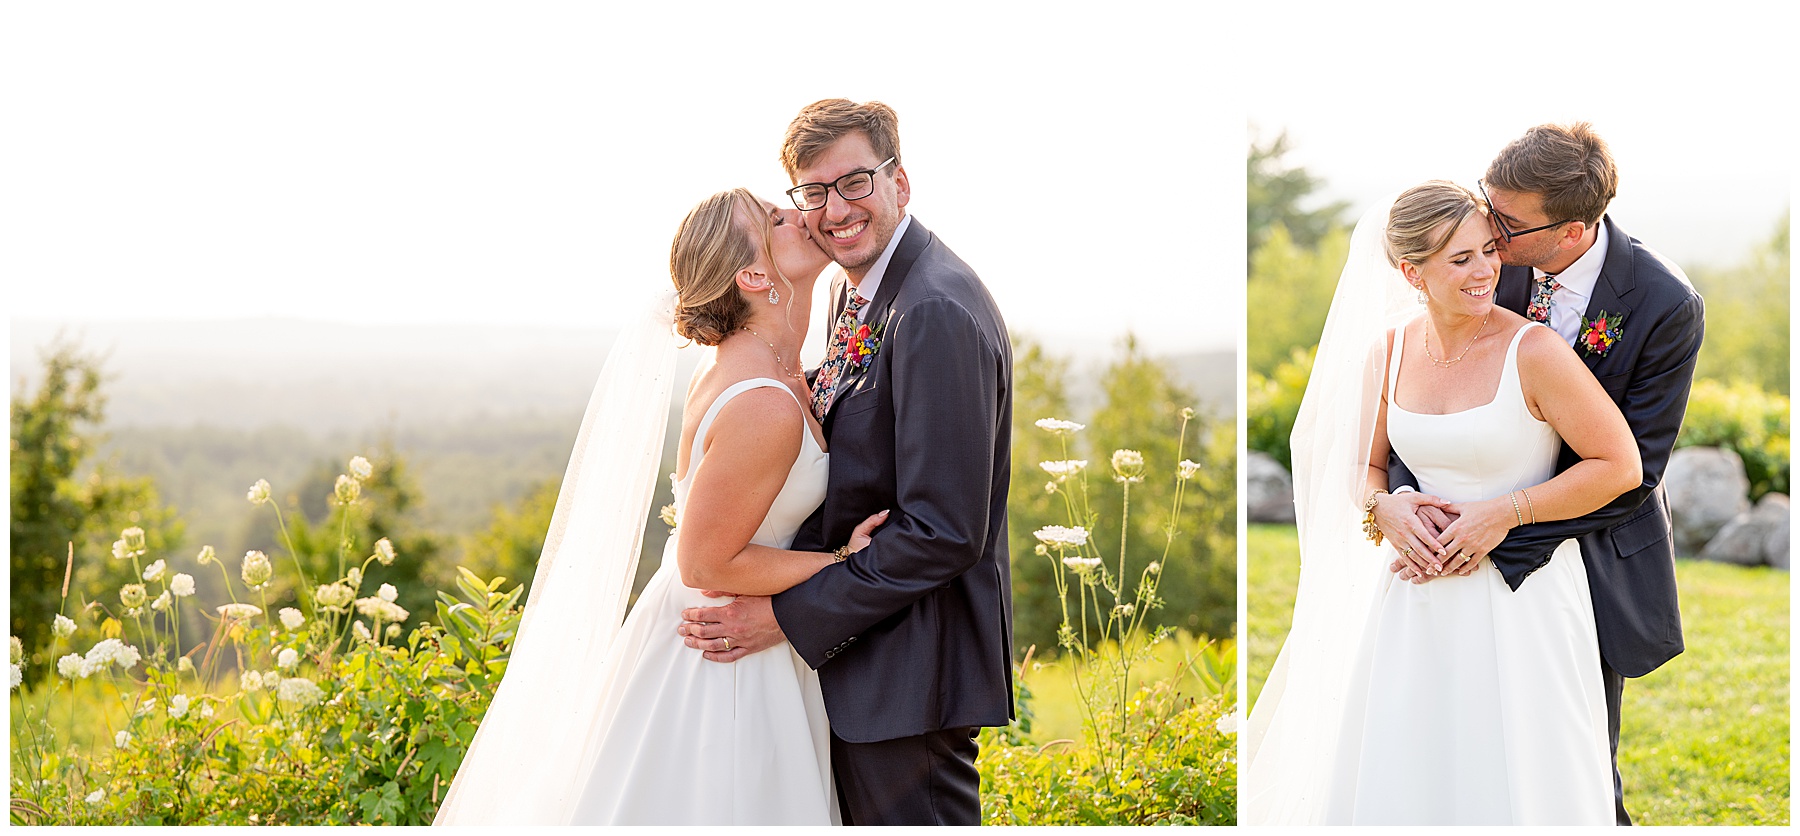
[824,649,836,659]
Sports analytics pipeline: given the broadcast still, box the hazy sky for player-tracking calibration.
[3,3,1239,357]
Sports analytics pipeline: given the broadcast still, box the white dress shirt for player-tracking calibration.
[1533,221,1610,347]
[843,214,912,322]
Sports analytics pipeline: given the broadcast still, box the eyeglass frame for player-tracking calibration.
[785,157,897,212]
[1476,178,1577,243]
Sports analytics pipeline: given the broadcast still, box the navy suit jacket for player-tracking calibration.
[1392,216,1704,677]
[771,218,1015,743]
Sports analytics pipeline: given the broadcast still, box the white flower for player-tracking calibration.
[240,670,264,692]
[122,526,146,555]
[334,474,361,505]
[1111,449,1146,483]
[1062,556,1104,573]
[377,583,398,603]
[277,677,324,708]
[373,537,396,566]
[86,789,105,804]
[53,614,77,639]
[170,573,196,598]
[8,664,20,690]
[1146,561,1162,576]
[277,648,299,670]
[57,653,86,680]
[150,590,172,611]
[9,636,19,664]
[114,730,132,749]
[200,701,214,719]
[83,638,141,672]
[241,550,273,588]
[1177,459,1201,481]
[216,603,264,621]
[247,479,272,506]
[142,559,167,583]
[1216,711,1239,735]
[168,694,189,719]
[136,696,156,717]
[112,539,130,560]
[346,567,363,587]
[1038,460,1088,480]
[355,597,410,624]
[386,624,401,639]
[196,545,216,565]
[348,455,373,480]
[1180,406,1196,420]
[1114,603,1136,617]
[353,621,372,642]
[178,656,195,674]
[262,670,282,690]
[119,583,147,609]
[279,607,304,631]
[1034,525,1091,548]
[1034,418,1086,435]
[316,583,354,611]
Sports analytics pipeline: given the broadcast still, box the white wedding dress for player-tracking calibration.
[1320,323,1613,824]
[564,377,837,824]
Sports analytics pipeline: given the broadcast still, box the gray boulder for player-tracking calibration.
[1761,494,1789,570]
[1699,493,1788,567]
[1666,447,1751,555]
[1247,451,1296,524]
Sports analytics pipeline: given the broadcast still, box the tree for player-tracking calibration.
[1246,223,1348,378]
[1692,213,1790,395]
[10,341,181,668]
[1004,337,1078,657]
[1248,129,1348,259]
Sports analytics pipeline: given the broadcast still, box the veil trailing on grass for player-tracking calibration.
[1241,196,1423,823]
[434,287,680,825]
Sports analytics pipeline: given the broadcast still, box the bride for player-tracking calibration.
[434,188,883,825]
[1243,181,1641,824]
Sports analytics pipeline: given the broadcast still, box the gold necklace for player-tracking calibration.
[1423,312,1490,367]
[738,326,806,384]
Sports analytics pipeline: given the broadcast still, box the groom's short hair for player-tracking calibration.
[1485,122,1618,226]
[781,99,902,181]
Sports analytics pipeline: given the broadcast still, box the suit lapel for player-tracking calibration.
[821,218,930,431]
[1576,216,1637,376]
[1497,264,1533,317]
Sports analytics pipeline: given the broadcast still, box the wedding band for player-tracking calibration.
[1400,546,1413,556]
[721,637,731,652]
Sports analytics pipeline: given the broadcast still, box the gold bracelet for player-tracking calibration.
[1521,488,1536,524]
[1361,490,1389,546]
[831,544,852,562]
[1508,491,1524,527]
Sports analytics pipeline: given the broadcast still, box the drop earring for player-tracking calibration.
[768,285,780,305]
[1414,284,1426,305]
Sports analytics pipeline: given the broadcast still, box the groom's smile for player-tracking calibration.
[792,131,909,282]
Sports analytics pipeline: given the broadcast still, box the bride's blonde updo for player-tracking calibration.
[669,188,764,346]
[1384,181,1484,269]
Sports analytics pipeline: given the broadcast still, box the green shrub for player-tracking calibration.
[1246,344,1316,471]
[1678,379,1790,499]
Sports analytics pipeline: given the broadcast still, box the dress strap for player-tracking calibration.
[1496,322,1540,409]
[1386,324,1407,403]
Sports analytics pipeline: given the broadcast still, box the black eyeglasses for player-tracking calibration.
[1477,179,1575,243]
[786,157,896,211]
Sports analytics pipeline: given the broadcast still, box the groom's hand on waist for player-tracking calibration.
[679,593,785,663]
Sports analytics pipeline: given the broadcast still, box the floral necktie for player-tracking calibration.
[1527,274,1560,324]
[810,292,869,420]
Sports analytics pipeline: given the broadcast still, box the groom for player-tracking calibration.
[679,99,1015,826]
[1383,123,1705,825]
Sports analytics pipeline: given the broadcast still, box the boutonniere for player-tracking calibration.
[848,321,884,370]
[1579,309,1626,357]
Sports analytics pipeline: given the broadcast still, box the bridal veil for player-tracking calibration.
[1241,197,1423,823]
[434,288,680,825]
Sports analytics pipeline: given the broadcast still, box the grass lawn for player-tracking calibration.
[1246,522,1789,826]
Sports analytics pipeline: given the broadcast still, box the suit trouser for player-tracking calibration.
[831,727,980,825]
[1604,660,1630,826]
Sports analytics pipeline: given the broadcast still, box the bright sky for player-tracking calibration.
[2,3,1240,357]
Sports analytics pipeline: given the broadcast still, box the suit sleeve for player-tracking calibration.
[774,295,1002,666]
[1489,291,1705,565]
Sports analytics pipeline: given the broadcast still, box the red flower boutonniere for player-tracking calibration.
[848,321,884,370]
[1579,309,1626,357]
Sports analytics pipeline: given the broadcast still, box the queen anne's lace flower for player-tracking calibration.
[217,603,264,621]
[142,559,167,583]
[247,479,272,506]
[121,527,146,555]
[150,591,172,611]
[178,656,195,673]
[1034,525,1091,548]
[348,455,373,480]
[278,648,299,670]
[115,730,132,748]
[83,638,141,672]
[136,696,157,717]
[53,614,77,639]
[355,597,409,623]
[196,545,216,565]
[240,670,264,692]
[112,539,130,560]
[334,474,360,505]
[1177,459,1201,481]
[1216,711,1239,735]
[279,607,304,631]
[377,583,398,603]
[241,551,273,588]
[9,664,20,690]
[316,583,354,611]
[1062,556,1104,573]
[168,694,189,719]
[170,574,196,597]
[353,621,372,642]
[9,636,19,665]
[1038,460,1088,480]
[57,653,86,679]
[119,584,147,609]
[1034,418,1086,435]
[373,538,396,566]
[86,789,105,804]
[1111,449,1146,483]
[277,677,324,707]
[386,624,401,639]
